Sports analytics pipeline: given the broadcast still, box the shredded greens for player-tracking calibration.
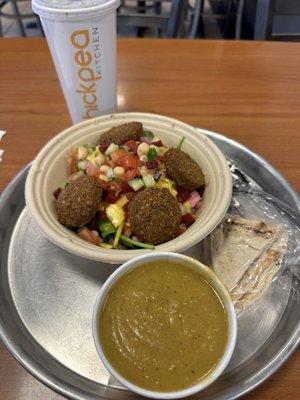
[120,235,154,250]
[113,221,125,248]
[176,136,185,150]
[147,147,157,160]
[98,220,116,238]
[142,129,155,139]
[98,220,154,249]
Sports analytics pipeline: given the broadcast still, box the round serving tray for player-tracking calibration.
[0,129,299,400]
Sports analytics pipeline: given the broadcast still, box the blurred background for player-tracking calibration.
[0,0,300,41]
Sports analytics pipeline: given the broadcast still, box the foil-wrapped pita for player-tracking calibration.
[205,218,288,313]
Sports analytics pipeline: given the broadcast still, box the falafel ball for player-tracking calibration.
[128,188,181,245]
[165,148,205,190]
[99,122,143,146]
[56,175,102,227]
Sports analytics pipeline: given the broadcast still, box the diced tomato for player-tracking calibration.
[177,223,187,236]
[152,140,163,147]
[189,191,201,208]
[123,226,132,237]
[99,178,109,191]
[109,181,123,195]
[195,201,202,210]
[98,143,108,154]
[68,155,77,175]
[111,149,127,163]
[122,182,134,193]
[98,210,107,221]
[157,154,165,162]
[86,163,100,178]
[125,192,136,201]
[140,136,152,144]
[181,213,195,227]
[122,168,138,181]
[87,215,98,231]
[79,227,102,245]
[120,155,139,171]
[106,159,117,168]
[105,192,118,204]
[124,140,138,153]
[53,187,62,199]
[146,160,158,170]
[138,160,147,168]
[178,190,192,202]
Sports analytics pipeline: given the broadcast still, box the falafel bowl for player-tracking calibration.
[25,113,232,263]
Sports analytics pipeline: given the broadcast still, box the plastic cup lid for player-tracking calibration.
[32,0,120,19]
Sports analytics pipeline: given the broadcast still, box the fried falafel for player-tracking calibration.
[99,122,143,146]
[129,188,181,245]
[165,148,205,190]
[56,175,102,227]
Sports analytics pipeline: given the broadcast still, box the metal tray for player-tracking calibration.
[0,130,299,400]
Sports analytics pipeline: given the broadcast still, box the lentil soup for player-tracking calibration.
[98,261,228,392]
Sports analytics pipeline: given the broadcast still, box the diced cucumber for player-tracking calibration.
[77,160,87,171]
[128,178,144,192]
[105,143,119,155]
[142,174,155,188]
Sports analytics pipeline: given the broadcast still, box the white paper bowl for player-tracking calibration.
[25,112,232,264]
[92,252,237,399]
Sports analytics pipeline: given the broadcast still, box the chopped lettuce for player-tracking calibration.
[156,176,178,197]
[87,146,100,165]
[98,220,116,238]
[115,195,129,207]
[106,204,125,227]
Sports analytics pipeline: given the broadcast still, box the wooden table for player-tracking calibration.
[0,38,299,400]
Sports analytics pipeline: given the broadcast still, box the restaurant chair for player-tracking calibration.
[188,0,245,39]
[117,0,187,38]
[254,0,300,40]
[0,0,41,37]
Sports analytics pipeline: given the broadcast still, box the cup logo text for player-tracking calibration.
[71,29,102,120]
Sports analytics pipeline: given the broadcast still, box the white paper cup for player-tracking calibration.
[32,0,120,123]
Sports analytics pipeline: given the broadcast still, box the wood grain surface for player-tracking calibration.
[0,38,299,400]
